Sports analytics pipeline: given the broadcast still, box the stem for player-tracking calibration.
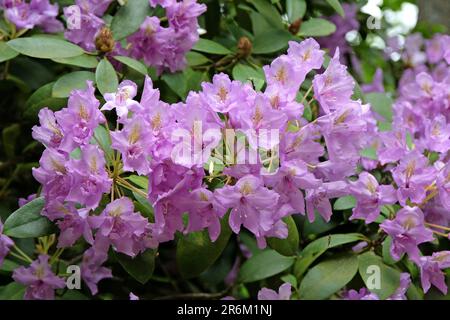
[12,245,33,263]
[426,222,450,231]
[300,85,313,104]
[116,177,147,198]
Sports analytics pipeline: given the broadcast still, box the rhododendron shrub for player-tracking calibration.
[0,0,449,301]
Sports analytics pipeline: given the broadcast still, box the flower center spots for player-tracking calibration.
[403,216,416,230]
[116,89,130,105]
[270,95,280,109]
[34,265,45,279]
[421,82,432,95]
[240,182,253,195]
[366,180,377,194]
[128,124,141,144]
[325,75,333,86]
[433,252,450,262]
[199,192,209,201]
[431,123,441,137]
[253,106,263,126]
[51,158,66,173]
[302,49,311,61]
[109,205,123,217]
[151,113,162,130]
[78,104,89,120]
[90,156,98,173]
[335,109,351,125]
[217,86,228,102]
[275,67,287,84]
[405,160,416,180]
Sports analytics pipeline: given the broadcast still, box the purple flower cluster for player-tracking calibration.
[128,0,206,73]
[94,38,375,249]
[25,32,450,298]
[1,0,63,32]
[63,0,206,73]
[348,32,450,294]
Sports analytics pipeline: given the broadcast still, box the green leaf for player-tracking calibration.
[360,147,378,160]
[93,125,113,163]
[382,236,398,265]
[177,215,232,278]
[252,29,293,54]
[267,216,299,256]
[193,38,232,55]
[186,51,210,66]
[325,0,345,17]
[3,197,54,238]
[299,18,336,37]
[2,124,20,158]
[0,259,20,273]
[232,63,265,90]
[0,282,25,300]
[161,72,187,99]
[238,249,295,283]
[115,249,156,284]
[0,41,19,63]
[52,71,95,98]
[24,97,67,120]
[96,58,118,95]
[126,175,149,192]
[110,0,151,40]
[113,56,148,76]
[52,54,99,68]
[7,37,84,59]
[406,282,424,300]
[366,92,393,123]
[293,233,365,279]
[299,253,358,299]
[286,0,306,22]
[333,195,356,211]
[358,251,401,299]
[249,0,283,29]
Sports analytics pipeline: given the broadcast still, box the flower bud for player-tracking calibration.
[95,27,115,53]
[288,19,302,35]
[237,36,252,58]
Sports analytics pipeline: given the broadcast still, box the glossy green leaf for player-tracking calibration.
[177,215,232,278]
[286,0,306,22]
[249,0,283,29]
[360,147,378,160]
[186,51,211,66]
[113,56,148,76]
[0,41,19,63]
[299,18,336,37]
[238,249,295,283]
[333,195,356,211]
[325,0,345,17]
[267,216,299,256]
[52,54,98,68]
[161,72,187,99]
[232,63,265,90]
[115,249,156,284]
[193,38,232,55]
[299,253,358,299]
[366,92,393,123]
[0,282,25,300]
[52,71,95,98]
[93,125,113,163]
[110,0,151,40]
[294,233,365,279]
[253,29,293,54]
[7,37,84,59]
[358,251,401,299]
[96,58,118,95]
[3,197,54,238]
